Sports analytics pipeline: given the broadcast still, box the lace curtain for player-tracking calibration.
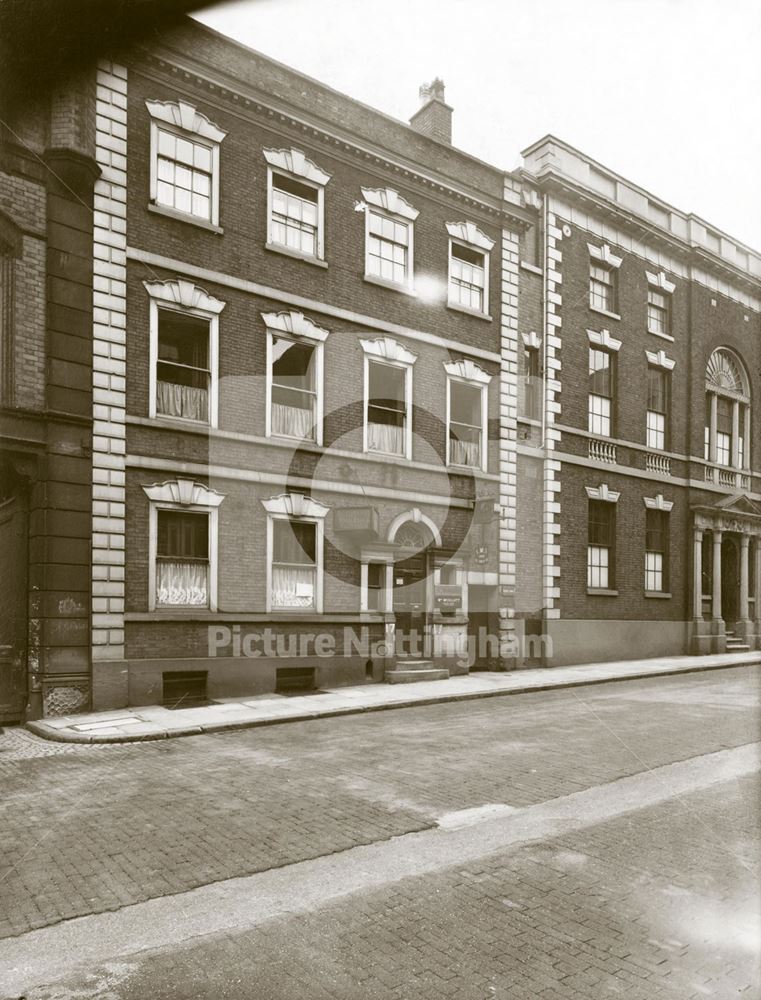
[272,565,315,608]
[157,381,208,422]
[368,421,404,456]
[272,401,314,439]
[156,560,208,606]
[450,438,480,467]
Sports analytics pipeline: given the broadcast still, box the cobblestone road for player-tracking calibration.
[0,666,758,942]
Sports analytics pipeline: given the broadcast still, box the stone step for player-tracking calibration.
[395,659,435,671]
[726,641,751,651]
[385,668,450,684]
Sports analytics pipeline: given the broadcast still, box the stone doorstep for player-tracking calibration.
[24,652,761,745]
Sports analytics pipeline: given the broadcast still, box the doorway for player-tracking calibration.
[0,490,29,723]
[392,523,432,659]
[721,535,739,627]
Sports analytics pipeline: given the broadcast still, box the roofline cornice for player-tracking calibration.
[527,168,761,295]
[135,46,533,230]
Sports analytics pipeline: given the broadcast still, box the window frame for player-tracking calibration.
[445,374,489,473]
[647,287,671,337]
[263,311,329,447]
[365,208,414,291]
[148,502,219,612]
[146,101,226,229]
[588,346,615,438]
[145,280,224,429]
[447,238,489,315]
[589,261,616,313]
[266,167,325,261]
[363,356,413,460]
[646,365,671,451]
[587,498,616,591]
[266,512,324,614]
[644,507,669,594]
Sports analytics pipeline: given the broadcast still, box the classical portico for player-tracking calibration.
[691,494,761,653]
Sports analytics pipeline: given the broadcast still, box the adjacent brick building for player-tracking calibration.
[3,19,759,717]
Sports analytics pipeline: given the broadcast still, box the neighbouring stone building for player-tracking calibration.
[1,17,759,718]
[515,137,761,664]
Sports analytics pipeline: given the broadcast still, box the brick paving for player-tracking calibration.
[0,666,758,942]
[19,774,760,999]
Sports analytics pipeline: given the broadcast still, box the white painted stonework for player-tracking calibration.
[92,61,128,662]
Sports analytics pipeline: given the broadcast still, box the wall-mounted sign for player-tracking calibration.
[435,584,462,610]
[474,544,489,564]
[332,506,379,537]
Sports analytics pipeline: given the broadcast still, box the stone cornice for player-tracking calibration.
[132,51,533,230]
[531,170,761,297]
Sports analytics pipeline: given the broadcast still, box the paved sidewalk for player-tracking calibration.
[26,650,760,744]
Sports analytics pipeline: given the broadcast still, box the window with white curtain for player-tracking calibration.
[271,518,317,609]
[156,509,209,607]
[270,335,317,440]
[156,310,211,423]
[448,379,483,468]
[366,360,408,457]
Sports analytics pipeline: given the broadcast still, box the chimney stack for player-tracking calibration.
[409,78,452,145]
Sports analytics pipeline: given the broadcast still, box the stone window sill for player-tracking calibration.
[148,202,223,234]
[446,301,493,322]
[265,242,328,268]
[645,591,672,599]
[364,273,417,297]
[647,328,675,342]
[587,588,619,597]
[520,261,543,275]
[589,304,621,322]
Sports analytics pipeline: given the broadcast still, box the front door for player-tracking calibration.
[393,550,429,659]
[721,535,739,626]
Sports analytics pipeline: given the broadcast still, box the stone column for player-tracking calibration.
[693,528,703,619]
[736,535,752,640]
[712,530,723,626]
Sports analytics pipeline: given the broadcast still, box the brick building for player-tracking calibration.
[3,19,759,718]
[515,138,761,664]
[85,21,534,709]
[0,73,99,722]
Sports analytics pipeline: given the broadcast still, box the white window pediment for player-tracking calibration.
[445,221,495,252]
[264,148,330,186]
[444,358,492,385]
[262,493,329,519]
[145,100,227,143]
[142,479,226,507]
[645,349,676,371]
[361,187,419,221]
[588,242,623,269]
[646,270,676,294]
[262,310,329,342]
[360,336,417,365]
[522,331,542,350]
[644,494,674,512]
[587,328,622,352]
[143,278,226,315]
[585,484,620,503]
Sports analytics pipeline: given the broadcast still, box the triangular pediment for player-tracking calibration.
[713,493,761,516]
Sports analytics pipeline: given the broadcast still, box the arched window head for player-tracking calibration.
[704,349,751,473]
[705,349,749,399]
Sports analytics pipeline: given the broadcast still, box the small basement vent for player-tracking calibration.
[163,670,208,709]
[275,666,316,694]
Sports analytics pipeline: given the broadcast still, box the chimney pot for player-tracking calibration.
[410,77,452,145]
